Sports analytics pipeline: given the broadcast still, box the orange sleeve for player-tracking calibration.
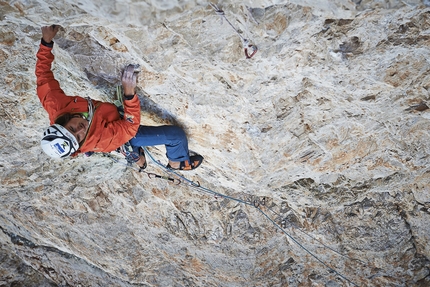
[104,95,141,145]
[35,43,71,122]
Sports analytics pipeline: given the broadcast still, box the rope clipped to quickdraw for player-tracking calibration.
[142,147,360,286]
[210,3,258,59]
[143,147,254,205]
[102,152,181,185]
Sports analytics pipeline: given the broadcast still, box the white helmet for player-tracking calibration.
[41,124,79,158]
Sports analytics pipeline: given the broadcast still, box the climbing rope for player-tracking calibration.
[105,145,361,285]
[103,152,181,185]
[143,147,254,205]
[210,3,258,59]
[142,147,360,286]
[255,209,359,286]
[265,204,368,265]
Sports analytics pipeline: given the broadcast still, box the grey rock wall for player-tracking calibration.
[0,0,429,286]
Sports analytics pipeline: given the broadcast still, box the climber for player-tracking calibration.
[36,25,203,171]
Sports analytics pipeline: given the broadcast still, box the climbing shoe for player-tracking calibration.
[167,154,204,171]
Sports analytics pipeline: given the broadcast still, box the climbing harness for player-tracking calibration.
[142,147,360,286]
[210,3,258,59]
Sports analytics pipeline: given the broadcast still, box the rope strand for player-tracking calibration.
[142,147,360,286]
[256,207,358,286]
[103,152,181,185]
[265,204,368,266]
[209,3,258,59]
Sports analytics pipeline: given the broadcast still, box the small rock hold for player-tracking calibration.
[405,102,429,112]
[361,95,376,101]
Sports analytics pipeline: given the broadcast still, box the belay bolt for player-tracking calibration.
[210,3,258,59]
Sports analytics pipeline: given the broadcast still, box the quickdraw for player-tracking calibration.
[103,152,182,185]
[147,172,181,185]
[139,147,360,286]
[210,3,258,59]
[244,42,258,59]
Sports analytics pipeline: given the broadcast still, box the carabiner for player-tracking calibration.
[245,44,258,59]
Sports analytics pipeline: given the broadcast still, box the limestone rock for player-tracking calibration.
[1,0,430,286]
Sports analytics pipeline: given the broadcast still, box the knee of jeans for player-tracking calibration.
[169,126,187,140]
[129,138,137,146]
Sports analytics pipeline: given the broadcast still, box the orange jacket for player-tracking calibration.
[36,43,141,155]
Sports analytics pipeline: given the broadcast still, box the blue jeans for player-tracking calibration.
[129,125,190,162]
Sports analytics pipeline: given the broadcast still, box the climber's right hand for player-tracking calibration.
[122,64,138,96]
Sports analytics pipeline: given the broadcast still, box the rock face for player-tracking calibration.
[1,0,430,286]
